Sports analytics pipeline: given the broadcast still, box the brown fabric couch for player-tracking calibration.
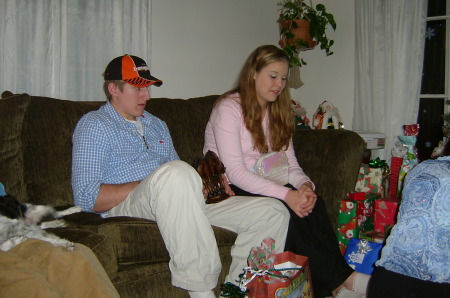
[0,91,365,297]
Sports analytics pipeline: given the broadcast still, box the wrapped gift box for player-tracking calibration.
[355,161,388,195]
[361,231,385,244]
[388,156,403,197]
[374,196,400,233]
[344,238,383,275]
[337,193,378,255]
[347,191,365,201]
[337,199,359,255]
[352,192,377,234]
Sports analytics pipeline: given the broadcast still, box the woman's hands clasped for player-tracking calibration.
[284,183,317,218]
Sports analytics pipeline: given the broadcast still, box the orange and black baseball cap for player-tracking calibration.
[104,54,162,87]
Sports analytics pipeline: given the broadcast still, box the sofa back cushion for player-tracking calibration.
[0,94,31,201]
[22,96,103,205]
[293,129,365,227]
[0,92,218,206]
[146,95,217,163]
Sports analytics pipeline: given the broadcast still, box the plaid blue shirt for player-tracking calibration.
[72,101,179,213]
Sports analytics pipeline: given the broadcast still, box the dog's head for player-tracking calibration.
[0,195,27,219]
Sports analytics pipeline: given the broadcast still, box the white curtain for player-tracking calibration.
[0,0,152,101]
[353,0,428,160]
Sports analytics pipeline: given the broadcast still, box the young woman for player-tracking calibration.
[203,45,369,298]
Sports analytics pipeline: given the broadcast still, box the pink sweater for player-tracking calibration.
[203,93,313,200]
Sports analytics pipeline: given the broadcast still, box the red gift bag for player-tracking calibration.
[246,251,314,298]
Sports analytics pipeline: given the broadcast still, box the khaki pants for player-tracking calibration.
[108,160,289,292]
[0,239,120,298]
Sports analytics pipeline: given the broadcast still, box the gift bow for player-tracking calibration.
[356,239,372,254]
[368,157,387,168]
[239,267,271,291]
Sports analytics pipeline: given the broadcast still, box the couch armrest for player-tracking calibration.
[292,129,365,230]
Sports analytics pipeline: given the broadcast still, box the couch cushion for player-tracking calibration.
[63,212,237,266]
[293,129,365,230]
[146,95,218,164]
[0,94,31,201]
[21,97,103,206]
[111,240,234,298]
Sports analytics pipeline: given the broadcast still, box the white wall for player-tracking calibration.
[151,0,356,129]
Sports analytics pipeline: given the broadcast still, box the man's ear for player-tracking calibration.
[107,82,119,96]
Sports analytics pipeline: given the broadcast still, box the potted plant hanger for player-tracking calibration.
[277,0,337,68]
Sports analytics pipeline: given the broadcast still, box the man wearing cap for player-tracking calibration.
[71,54,289,298]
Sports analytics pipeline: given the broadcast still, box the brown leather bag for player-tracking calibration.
[193,150,230,204]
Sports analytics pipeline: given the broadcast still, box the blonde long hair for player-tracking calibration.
[218,45,294,153]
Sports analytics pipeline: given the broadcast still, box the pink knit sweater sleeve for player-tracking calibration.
[203,94,314,200]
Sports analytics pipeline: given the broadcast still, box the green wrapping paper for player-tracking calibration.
[337,199,358,255]
[355,193,378,234]
[355,159,389,196]
[337,193,379,255]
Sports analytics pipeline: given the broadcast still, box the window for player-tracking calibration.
[417,0,449,160]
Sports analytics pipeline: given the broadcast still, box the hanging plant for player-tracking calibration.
[277,0,337,68]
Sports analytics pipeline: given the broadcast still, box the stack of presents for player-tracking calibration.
[337,125,420,275]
